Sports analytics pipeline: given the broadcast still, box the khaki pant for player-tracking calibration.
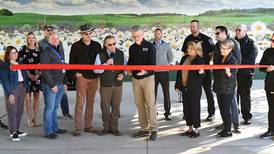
[132,75,158,131]
[74,77,98,130]
[100,86,122,131]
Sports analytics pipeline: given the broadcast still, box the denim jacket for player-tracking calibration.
[0,63,30,96]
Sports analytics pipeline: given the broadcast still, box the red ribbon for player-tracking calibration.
[11,64,269,71]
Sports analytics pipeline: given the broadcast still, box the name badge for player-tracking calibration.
[142,48,148,52]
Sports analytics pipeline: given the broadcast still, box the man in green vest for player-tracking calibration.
[94,35,127,136]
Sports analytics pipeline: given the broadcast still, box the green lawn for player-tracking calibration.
[0,12,274,27]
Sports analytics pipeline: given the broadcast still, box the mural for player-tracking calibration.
[0,0,274,63]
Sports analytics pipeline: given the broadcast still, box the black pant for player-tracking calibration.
[237,74,253,120]
[266,91,274,132]
[217,93,233,132]
[60,93,70,115]
[182,90,201,128]
[202,70,215,116]
[155,71,171,116]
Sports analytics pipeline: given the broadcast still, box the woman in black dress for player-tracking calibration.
[19,32,41,127]
[259,33,274,139]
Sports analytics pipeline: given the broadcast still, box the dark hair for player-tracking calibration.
[190,19,200,24]
[154,28,162,33]
[4,46,18,62]
[103,35,116,50]
[215,26,228,36]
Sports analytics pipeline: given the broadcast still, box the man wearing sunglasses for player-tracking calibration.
[235,24,258,125]
[181,20,216,122]
[69,24,102,136]
[39,25,73,120]
[214,26,242,134]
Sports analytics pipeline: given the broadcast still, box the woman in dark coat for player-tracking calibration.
[175,41,204,138]
[213,39,237,137]
[259,33,274,139]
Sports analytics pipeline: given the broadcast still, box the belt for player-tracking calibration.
[18,81,24,84]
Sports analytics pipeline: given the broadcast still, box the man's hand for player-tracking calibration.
[225,67,231,77]
[64,85,68,92]
[136,70,146,76]
[75,73,83,78]
[105,59,113,65]
[9,94,16,105]
[267,65,274,72]
[51,86,58,93]
[117,73,124,81]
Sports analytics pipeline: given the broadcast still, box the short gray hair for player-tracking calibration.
[236,24,248,32]
[131,25,143,32]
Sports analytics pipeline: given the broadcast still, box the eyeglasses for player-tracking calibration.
[46,29,53,32]
[108,43,116,46]
[270,39,274,43]
[83,32,92,35]
[215,32,221,35]
[10,52,18,55]
[236,29,242,32]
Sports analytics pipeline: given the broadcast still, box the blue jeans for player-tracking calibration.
[42,84,64,135]
[60,93,70,115]
[231,92,239,126]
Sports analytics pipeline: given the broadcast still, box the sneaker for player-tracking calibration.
[260,131,274,139]
[133,131,150,138]
[0,120,8,129]
[11,133,20,142]
[56,129,67,134]
[149,131,157,141]
[45,133,58,139]
[205,115,215,122]
[10,130,27,137]
[241,119,251,125]
[63,113,73,120]
[232,125,241,134]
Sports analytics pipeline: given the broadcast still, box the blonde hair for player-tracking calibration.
[186,41,203,57]
[26,32,38,49]
[221,38,235,50]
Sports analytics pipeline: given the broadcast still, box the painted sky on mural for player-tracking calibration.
[0,0,273,15]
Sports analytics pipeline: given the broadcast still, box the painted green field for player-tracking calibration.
[0,8,274,27]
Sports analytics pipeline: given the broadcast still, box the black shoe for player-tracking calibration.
[232,125,241,134]
[97,129,110,136]
[63,113,73,120]
[217,131,232,137]
[149,131,157,141]
[133,131,150,138]
[11,133,20,142]
[215,124,224,130]
[0,121,8,129]
[260,131,274,139]
[181,131,191,136]
[242,119,251,125]
[45,133,58,139]
[56,129,68,134]
[189,131,200,138]
[16,130,27,137]
[164,115,172,121]
[205,115,215,122]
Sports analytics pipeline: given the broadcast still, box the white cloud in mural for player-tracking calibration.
[0,0,274,15]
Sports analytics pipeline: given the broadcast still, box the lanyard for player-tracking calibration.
[47,45,64,63]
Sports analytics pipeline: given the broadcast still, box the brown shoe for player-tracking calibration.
[111,130,121,136]
[84,127,97,133]
[73,130,81,137]
[97,129,110,136]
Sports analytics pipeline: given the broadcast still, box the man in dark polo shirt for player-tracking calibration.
[181,20,216,122]
[69,24,102,136]
[128,25,158,141]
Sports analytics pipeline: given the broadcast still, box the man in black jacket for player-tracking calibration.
[181,20,216,121]
[128,25,158,141]
[69,24,102,136]
[40,31,68,139]
[235,24,258,125]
